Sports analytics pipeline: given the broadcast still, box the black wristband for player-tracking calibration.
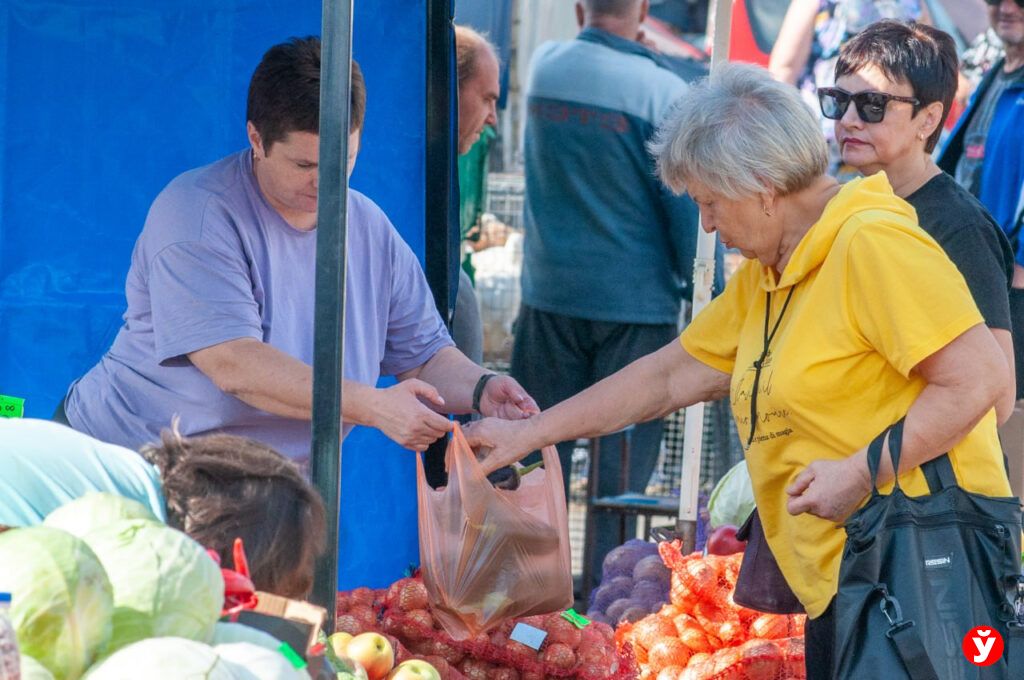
[472,373,498,414]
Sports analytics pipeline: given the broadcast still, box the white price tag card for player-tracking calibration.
[510,623,547,650]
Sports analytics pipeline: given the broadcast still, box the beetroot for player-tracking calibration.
[618,605,649,624]
[632,554,670,584]
[631,579,668,609]
[605,597,638,623]
[601,543,648,579]
[591,575,633,613]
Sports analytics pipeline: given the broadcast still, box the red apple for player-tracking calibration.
[386,660,442,680]
[347,632,395,680]
[706,524,746,555]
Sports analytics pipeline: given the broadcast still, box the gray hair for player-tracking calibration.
[455,25,498,87]
[650,63,828,199]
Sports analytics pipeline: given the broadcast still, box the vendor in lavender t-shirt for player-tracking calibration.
[63,38,538,462]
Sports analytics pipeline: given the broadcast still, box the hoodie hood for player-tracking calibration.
[763,172,916,291]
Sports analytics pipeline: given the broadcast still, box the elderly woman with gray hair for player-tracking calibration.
[466,62,1012,675]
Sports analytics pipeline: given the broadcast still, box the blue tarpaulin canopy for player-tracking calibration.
[0,0,438,590]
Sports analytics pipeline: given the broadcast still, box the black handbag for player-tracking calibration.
[733,509,805,615]
[833,418,1024,679]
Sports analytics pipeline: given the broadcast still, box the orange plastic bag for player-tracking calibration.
[416,424,573,640]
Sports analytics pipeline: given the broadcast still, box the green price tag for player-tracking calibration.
[0,395,24,419]
[561,608,591,629]
[277,642,307,670]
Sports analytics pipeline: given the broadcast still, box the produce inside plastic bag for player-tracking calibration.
[707,460,755,530]
[416,424,572,639]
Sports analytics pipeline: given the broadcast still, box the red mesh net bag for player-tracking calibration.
[340,576,638,680]
[613,542,806,680]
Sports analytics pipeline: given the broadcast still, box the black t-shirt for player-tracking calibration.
[905,171,1013,330]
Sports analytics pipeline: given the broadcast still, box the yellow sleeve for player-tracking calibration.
[680,260,759,374]
[845,219,984,377]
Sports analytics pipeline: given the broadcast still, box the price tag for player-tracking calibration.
[561,608,591,629]
[510,622,547,650]
[0,395,24,419]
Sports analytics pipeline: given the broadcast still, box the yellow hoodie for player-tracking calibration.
[681,173,1011,618]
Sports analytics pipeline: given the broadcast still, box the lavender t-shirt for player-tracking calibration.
[66,149,453,461]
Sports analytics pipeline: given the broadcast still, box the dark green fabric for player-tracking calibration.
[457,125,496,283]
[833,419,1024,678]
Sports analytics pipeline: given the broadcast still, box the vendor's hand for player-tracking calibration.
[785,455,872,523]
[371,379,454,451]
[463,417,537,474]
[479,375,540,420]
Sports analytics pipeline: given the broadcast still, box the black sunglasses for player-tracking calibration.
[818,87,920,124]
[985,0,1024,7]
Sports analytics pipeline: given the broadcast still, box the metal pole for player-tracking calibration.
[310,0,354,628]
[675,0,733,552]
[422,0,455,489]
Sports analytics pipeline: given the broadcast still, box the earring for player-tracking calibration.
[917,132,925,141]
[763,204,773,217]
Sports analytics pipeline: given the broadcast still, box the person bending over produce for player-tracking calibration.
[0,418,324,599]
[465,63,1012,679]
[56,37,537,460]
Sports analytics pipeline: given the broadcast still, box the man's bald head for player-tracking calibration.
[576,0,648,39]
[581,0,644,18]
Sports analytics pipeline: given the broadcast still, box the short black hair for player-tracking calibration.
[836,20,958,153]
[246,36,367,152]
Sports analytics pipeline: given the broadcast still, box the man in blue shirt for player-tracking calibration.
[512,0,711,585]
[940,0,1024,396]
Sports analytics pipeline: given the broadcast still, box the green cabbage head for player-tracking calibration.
[19,655,56,680]
[708,459,756,529]
[82,637,249,680]
[212,622,285,653]
[45,492,159,537]
[0,527,113,680]
[82,519,224,653]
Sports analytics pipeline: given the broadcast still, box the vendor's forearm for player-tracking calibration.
[399,345,482,414]
[188,338,381,426]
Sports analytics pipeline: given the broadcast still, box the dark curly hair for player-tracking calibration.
[140,424,326,599]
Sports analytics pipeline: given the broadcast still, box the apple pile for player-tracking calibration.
[614,544,805,680]
[329,630,444,680]
[587,539,672,627]
[339,577,638,680]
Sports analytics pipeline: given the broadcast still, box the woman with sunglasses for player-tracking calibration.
[769,0,930,174]
[823,20,1017,423]
[465,62,1012,678]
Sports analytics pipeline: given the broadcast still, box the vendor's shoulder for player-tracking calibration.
[159,151,246,204]
[348,188,389,221]
[144,152,250,243]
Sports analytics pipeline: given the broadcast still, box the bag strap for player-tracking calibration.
[869,418,959,495]
[877,587,940,680]
[866,425,891,495]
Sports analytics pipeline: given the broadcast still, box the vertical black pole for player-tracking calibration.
[423,0,455,487]
[310,0,353,628]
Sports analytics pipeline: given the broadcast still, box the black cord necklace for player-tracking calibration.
[746,286,796,448]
